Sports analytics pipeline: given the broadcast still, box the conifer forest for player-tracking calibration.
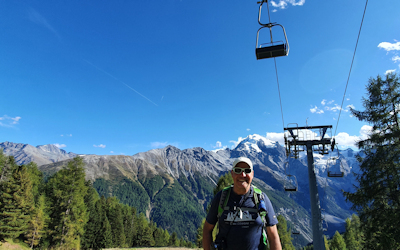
[0,155,195,249]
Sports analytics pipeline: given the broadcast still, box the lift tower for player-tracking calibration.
[284,125,332,250]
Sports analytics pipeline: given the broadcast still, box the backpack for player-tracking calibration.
[217,185,269,248]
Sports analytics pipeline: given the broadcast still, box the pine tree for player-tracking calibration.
[343,214,363,250]
[162,228,170,247]
[324,235,330,250]
[154,227,165,247]
[105,198,126,247]
[169,231,179,247]
[20,161,46,248]
[330,231,347,250]
[0,162,33,240]
[24,194,47,248]
[214,172,234,195]
[136,212,154,246]
[102,216,114,248]
[46,157,89,249]
[122,204,135,247]
[277,214,295,250]
[94,195,114,248]
[179,237,186,247]
[344,73,400,249]
[81,184,101,250]
[196,218,205,248]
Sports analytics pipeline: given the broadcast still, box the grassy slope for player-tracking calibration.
[0,239,31,250]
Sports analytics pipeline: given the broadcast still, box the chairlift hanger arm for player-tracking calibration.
[284,125,333,131]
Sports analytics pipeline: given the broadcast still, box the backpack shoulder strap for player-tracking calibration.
[218,185,232,218]
[252,185,263,209]
[252,185,269,249]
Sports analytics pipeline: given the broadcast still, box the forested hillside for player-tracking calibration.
[0,152,196,249]
[92,172,214,241]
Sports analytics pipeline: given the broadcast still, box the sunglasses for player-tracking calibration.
[232,167,253,175]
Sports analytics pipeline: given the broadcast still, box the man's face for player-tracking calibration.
[231,162,254,194]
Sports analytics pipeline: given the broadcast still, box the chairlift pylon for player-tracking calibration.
[255,0,289,60]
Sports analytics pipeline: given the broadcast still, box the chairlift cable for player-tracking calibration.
[334,0,369,137]
[274,58,286,130]
[265,0,286,129]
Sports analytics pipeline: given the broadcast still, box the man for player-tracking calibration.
[203,157,282,250]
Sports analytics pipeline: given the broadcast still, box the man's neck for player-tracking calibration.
[233,185,252,196]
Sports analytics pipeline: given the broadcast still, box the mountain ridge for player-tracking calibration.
[1,134,359,246]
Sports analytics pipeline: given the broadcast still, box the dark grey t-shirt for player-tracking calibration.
[206,187,278,250]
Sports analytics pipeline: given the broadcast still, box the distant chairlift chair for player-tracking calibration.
[284,162,298,192]
[327,146,344,178]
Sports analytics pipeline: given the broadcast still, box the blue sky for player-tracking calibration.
[1,0,399,155]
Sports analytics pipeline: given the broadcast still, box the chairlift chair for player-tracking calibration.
[284,162,298,191]
[255,0,289,60]
[284,174,298,192]
[291,210,300,234]
[327,146,345,177]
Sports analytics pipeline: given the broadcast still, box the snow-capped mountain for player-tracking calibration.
[235,134,280,153]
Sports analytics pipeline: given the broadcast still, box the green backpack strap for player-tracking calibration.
[218,185,233,218]
[252,186,268,248]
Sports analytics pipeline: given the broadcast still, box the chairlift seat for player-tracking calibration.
[284,187,298,192]
[328,171,344,178]
[256,44,287,60]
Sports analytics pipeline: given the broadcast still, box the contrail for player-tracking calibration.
[83,59,158,106]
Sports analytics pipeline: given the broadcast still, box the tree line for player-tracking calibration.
[0,154,196,249]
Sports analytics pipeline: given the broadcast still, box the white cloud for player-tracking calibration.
[378,41,400,52]
[211,141,227,149]
[289,0,306,6]
[150,141,169,148]
[266,132,285,145]
[325,104,343,112]
[61,134,72,137]
[270,0,305,9]
[110,151,114,154]
[247,128,251,131]
[271,0,288,9]
[310,106,324,114]
[359,125,372,140]
[53,143,66,148]
[393,56,400,62]
[93,144,106,148]
[0,115,21,127]
[385,69,397,75]
[346,104,355,110]
[321,100,334,106]
[335,125,373,148]
[230,137,244,149]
